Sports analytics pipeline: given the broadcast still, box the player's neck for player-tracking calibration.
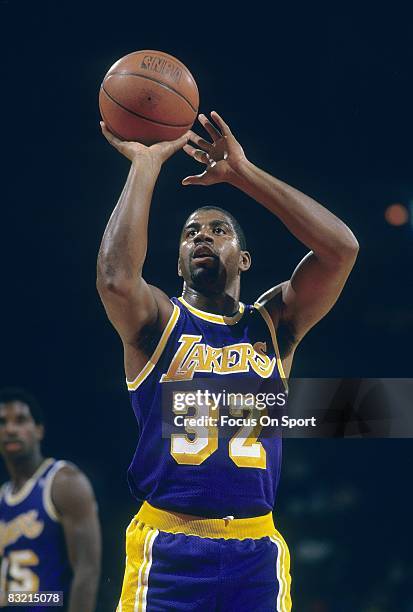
[7,450,45,491]
[182,286,240,316]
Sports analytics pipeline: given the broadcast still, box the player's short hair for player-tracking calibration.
[184,206,247,250]
[0,388,45,425]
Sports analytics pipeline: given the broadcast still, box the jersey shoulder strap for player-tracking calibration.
[42,460,69,522]
[0,482,9,503]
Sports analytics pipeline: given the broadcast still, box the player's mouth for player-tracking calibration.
[192,244,218,263]
[3,440,23,452]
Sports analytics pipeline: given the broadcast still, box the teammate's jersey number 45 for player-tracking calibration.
[0,550,39,603]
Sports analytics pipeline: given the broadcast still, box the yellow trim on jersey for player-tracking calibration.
[178,296,245,325]
[253,303,288,391]
[136,501,276,540]
[126,303,180,391]
[270,532,292,611]
[42,460,67,522]
[4,458,55,506]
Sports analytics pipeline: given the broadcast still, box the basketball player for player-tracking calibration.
[0,388,101,611]
[97,111,358,611]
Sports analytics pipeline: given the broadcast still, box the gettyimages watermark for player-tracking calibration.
[171,389,316,430]
[162,378,289,440]
[161,378,413,438]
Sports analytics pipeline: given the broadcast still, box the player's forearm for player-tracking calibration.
[97,160,161,289]
[229,159,358,261]
[67,566,99,612]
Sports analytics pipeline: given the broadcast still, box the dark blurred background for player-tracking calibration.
[1,2,412,610]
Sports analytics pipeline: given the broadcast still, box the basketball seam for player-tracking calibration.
[104,72,198,113]
[101,86,194,128]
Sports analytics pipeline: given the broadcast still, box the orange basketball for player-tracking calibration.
[99,50,199,145]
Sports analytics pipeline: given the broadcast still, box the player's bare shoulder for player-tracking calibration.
[51,462,97,516]
[122,285,176,381]
[148,285,174,327]
[255,282,299,374]
[255,283,286,318]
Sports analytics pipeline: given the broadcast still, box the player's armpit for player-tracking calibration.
[97,273,173,346]
[121,285,176,382]
[263,247,358,346]
[52,465,101,612]
[255,283,297,376]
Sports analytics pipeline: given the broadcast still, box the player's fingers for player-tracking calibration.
[172,130,192,149]
[182,171,208,186]
[210,111,233,136]
[183,144,199,158]
[183,144,211,164]
[198,114,222,141]
[100,122,124,147]
[160,131,191,157]
[187,131,214,152]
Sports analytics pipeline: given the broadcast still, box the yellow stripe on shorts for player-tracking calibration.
[135,527,159,611]
[117,508,291,612]
[117,521,159,612]
[270,531,292,612]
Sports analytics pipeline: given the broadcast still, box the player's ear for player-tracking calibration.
[177,258,183,277]
[36,424,44,442]
[239,250,251,272]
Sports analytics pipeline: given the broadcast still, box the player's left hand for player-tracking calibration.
[182,112,246,186]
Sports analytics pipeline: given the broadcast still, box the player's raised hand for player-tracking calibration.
[182,112,247,186]
[100,122,190,167]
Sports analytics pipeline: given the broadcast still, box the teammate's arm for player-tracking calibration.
[96,125,189,376]
[51,465,101,612]
[183,112,359,350]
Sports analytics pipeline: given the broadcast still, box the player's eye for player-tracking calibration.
[214,227,225,235]
[187,229,197,237]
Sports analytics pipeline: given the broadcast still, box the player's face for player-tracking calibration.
[0,402,43,460]
[178,210,250,292]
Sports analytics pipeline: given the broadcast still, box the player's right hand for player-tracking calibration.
[100,122,190,168]
[181,112,247,186]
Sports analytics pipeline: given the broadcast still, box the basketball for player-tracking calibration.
[99,50,199,145]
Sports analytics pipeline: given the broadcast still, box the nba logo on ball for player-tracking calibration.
[140,54,183,84]
[99,49,199,145]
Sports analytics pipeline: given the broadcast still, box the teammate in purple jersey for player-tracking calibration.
[0,389,101,611]
[97,111,358,611]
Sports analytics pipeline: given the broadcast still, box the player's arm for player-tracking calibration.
[51,465,101,612]
[183,112,359,346]
[96,125,189,375]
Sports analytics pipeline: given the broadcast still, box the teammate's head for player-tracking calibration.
[0,388,45,461]
[178,206,251,294]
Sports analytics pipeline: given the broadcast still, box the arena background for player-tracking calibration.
[2,3,412,611]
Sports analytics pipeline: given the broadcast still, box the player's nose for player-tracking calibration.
[194,229,213,243]
[4,421,19,435]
